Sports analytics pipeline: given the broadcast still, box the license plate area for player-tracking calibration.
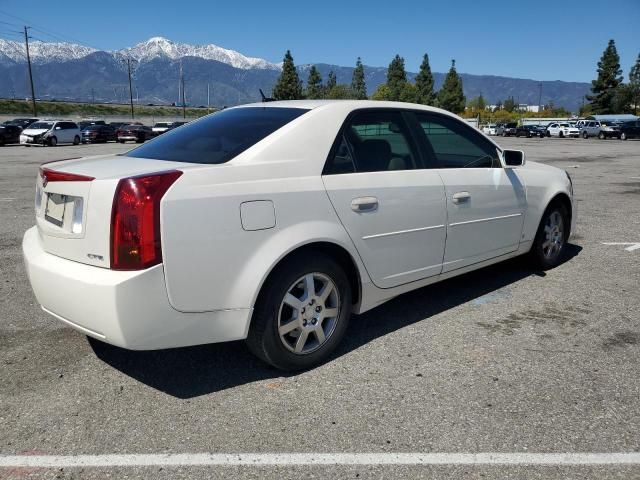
[44,193,68,227]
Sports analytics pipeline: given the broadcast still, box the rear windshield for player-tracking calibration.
[127,107,309,164]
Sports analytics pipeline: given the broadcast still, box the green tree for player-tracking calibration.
[437,59,465,114]
[273,50,303,100]
[306,65,323,99]
[587,39,623,114]
[386,54,408,101]
[400,83,417,103]
[325,84,355,99]
[371,84,391,100]
[503,96,516,112]
[628,53,640,115]
[415,53,436,105]
[326,70,337,92]
[351,57,367,99]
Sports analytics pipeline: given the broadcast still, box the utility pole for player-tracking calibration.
[127,58,134,119]
[181,68,186,119]
[207,83,210,113]
[24,26,37,117]
[91,88,95,104]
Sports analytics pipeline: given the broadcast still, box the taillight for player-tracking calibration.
[110,170,182,270]
[40,167,94,186]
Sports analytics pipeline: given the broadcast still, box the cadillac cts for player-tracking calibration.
[23,101,576,370]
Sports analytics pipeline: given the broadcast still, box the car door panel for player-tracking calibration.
[409,111,527,273]
[437,167,526,272]
[322,109,447,289]
[323,171,447,288]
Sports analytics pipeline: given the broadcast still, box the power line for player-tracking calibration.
[0,9,104,51]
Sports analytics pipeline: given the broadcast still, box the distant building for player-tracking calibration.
[486,104,540,112]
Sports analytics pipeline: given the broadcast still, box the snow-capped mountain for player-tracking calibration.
[0,36,279,70]
[118,37,279,70]
[0,38,97,64]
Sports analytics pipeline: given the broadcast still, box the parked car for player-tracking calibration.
[22,100,576,370]
[151,122,173,136]
[496,122,517,136]
[617,120,640,140]
[109,122,128,130]
[20,120,81,146]
[597,122,621,139]
[3,118,38,129]
[546,122,580,138]
[117,124,153,143]
[168,121,188,130]
[482,124,497,135]
[0,124,22,145]
[81,125,117,143]
[78,120,106,131]
[515,125,544,138]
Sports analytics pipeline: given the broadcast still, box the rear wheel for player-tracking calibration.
[246,252,352,371]
[559,131,564,138]
[530,203,568,270]
[621,132,627,140]
[73,135,80,145]
[582,131,588,139]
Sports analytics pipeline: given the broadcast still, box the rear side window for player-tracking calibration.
[412,112,500,169]
[127,107,308,164]
[325,110,418,174]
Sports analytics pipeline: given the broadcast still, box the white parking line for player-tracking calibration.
[602,242,640,252]
[0,198,16,202]
[1,453,640,468]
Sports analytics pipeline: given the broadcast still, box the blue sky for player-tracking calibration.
[0,0,638,82]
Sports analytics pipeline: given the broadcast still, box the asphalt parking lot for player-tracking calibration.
[1,137,639,479]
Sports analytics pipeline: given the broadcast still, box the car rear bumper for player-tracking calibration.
[22,226,251,350]
[118,135,138,141]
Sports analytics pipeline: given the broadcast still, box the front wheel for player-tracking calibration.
[598,132,605,139]
[73,135,80,145]
[530,203,568,270]
[582,131,588,139]
[246,252,352,371]
[559,131,564,138]
[48,136,57,147]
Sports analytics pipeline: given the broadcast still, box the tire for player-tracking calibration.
[546,131,551,137]
[527,133,532,138]
[621,132,627,140]
[73,135,80,145]
[0,137,4,146]
[246,252,352,371]
[48,136,57,147]
[559,131,564,138]
[530,202,569,270]
[598,132,605,140]
[582,131,588,139]
[118,139,125,144]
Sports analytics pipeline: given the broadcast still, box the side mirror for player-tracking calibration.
[503,149,525,167]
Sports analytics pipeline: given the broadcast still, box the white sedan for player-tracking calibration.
[23,100,576,370]
[482,124,497,135]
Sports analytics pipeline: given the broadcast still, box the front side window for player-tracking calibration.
[128,107,309,164]
[412,112,500,169]
[325,110,418,174]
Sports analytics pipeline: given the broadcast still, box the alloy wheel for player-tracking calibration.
[277,272,340,355]
[542,211,564,259]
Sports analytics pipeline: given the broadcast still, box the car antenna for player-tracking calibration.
[259,89,275,102]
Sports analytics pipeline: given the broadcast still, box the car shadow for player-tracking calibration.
[90,244,582,399]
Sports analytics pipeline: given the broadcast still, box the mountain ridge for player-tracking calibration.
[0,36,591,110]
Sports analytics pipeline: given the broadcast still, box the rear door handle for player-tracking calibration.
[452,191,471,204]
[351,196,379,212]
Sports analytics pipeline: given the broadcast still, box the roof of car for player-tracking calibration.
[234,99,453,115]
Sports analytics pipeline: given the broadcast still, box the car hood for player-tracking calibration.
[21,128,50,136]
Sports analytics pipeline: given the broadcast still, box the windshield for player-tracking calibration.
[27,122,54,130]
[154,123,171,127]
[127,107,309,164]
[560,123,570,127]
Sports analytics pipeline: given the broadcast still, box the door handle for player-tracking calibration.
[452,192,471,204]
[351,196,379,212]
